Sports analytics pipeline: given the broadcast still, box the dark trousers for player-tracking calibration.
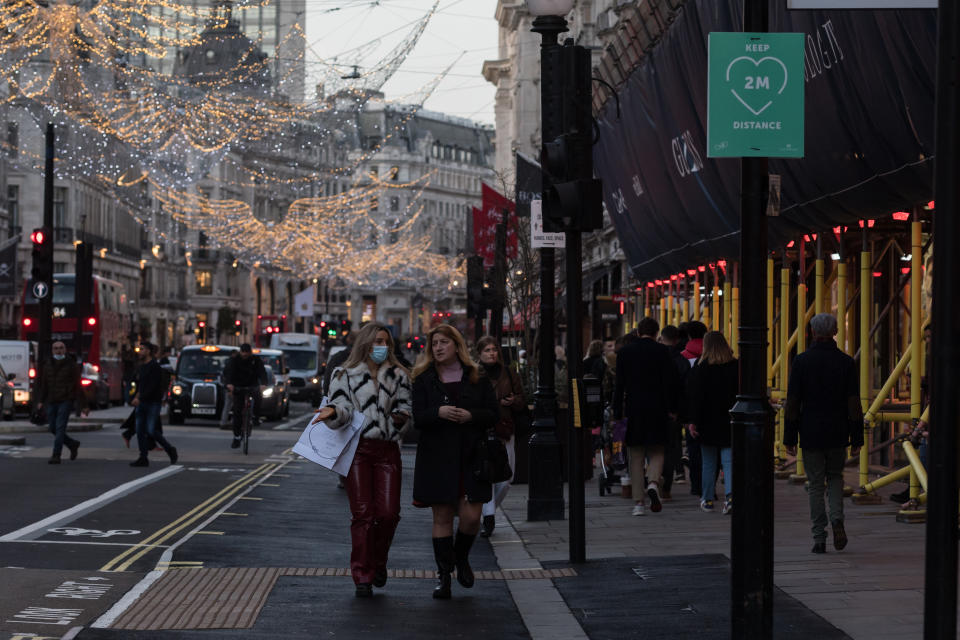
[662,420,682,493]
[232,388,261,437]
[136,401,173,457]
[345,438,402,585]
[47,401,79,457]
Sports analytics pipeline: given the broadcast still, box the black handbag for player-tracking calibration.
[473,429,512,484]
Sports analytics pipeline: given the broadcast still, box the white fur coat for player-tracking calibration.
[326,362,412,441]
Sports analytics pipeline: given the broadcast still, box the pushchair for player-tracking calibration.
[593,404,626,496]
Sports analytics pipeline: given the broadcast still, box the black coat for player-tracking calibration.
[136,359,165,403]
[613,337,680,447]
[784,340,864,450]
[412,365,499,505]
[686,359,738,447]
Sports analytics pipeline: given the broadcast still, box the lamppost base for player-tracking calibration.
[527,417,565,521]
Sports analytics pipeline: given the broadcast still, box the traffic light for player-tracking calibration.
[234,319,241,335]
[541,43,603,233]
[467,255,484,319]
[31,227,53,287]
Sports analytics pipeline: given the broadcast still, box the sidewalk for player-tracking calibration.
[75,447,928,639]
[499,466,925,640]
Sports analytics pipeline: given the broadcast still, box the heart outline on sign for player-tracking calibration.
[725,55,789,116]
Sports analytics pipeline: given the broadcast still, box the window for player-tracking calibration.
[53,187,67,229]
[390,197,399,212]
[195,270,213,295]
[7,185,19,230]
[6,122,17,159]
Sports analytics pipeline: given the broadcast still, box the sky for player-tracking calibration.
[304,0,500,126]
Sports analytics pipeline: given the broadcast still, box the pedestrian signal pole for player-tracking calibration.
[35,123,55,364]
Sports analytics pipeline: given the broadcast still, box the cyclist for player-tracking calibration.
[224,343,268,449]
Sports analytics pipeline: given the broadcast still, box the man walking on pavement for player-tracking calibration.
[130,343,177,467]
[223,343,267,449]
[784,313,863,554]
[613,317,680,515]
[36,341,88,464]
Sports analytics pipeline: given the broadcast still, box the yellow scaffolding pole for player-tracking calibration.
[777,266,790,462]
[694,272,701,322]
[908,219,923,501]
[767,258,775,390]
[815,258,825,315]
[837,259,848,354]
[863,348,912,424]
[659,288,667,330]
[792,279,807,481]
[712,284,721,332]
[723,281,732,340]
[858,249,872,490]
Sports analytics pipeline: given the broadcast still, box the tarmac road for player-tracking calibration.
[0,402,318,640]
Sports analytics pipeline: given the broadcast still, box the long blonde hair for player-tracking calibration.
[411,323,480,383]
[342,322,406,374]
[700,331,735,365]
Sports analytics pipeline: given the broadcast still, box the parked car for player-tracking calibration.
[167,344,239,424]
[258,365,289,421]
[80,362,110,409]
[254,347,289,418]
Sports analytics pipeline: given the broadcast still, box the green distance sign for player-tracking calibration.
[707,32,805,158]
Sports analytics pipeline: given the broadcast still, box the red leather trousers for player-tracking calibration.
[345,437,402,584]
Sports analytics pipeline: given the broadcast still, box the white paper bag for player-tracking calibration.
[293,401,365,475]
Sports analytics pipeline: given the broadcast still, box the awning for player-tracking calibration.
[594,1,936,282]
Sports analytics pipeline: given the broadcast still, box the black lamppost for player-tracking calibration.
[525,0,574,522]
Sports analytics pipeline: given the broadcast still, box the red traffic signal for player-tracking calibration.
[235,319,241,326]
[198,321,206,328]
[30,229,46,245]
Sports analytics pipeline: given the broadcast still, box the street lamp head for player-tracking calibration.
[526,0,574,16]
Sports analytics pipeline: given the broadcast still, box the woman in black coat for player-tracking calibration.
[687,331,738,515]
[412,324,498,599]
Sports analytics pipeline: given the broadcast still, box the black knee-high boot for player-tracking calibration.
[454,530,476,588]
[432,536,454,599]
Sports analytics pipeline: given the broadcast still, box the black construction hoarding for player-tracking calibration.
[594,1,936,281]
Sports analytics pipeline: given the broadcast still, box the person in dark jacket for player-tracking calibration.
[36,341,88,464]
[130,343,177,467]
[224,343,268,449]
[658,325,691,499]
[411,324,498,599]
[687,332,738,514]
[583,339,606,381]
[323,333,355,395]
[785,313,863,554]
[613,317,680,516]
[475,335,525,538]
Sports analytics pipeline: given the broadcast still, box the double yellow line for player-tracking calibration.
[100,463,277,572]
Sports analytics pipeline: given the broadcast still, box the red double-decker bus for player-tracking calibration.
[21,274,130,403]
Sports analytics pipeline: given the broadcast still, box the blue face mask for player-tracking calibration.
[370,345,389,364]
[53,354,65,360]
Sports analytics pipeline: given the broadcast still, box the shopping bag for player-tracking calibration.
[611,418,628,470]
[292,402,365,475]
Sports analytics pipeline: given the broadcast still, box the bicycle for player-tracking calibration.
[234,386,259,455]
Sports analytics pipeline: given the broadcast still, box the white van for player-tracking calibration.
[0,340,35,410]
[269,333,322,406]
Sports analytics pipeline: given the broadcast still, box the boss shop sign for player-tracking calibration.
[708,32,805,158]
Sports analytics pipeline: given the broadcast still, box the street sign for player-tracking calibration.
[530,200,565,249]
[707,32,805,158]
[788,1,935,8]
[32,281,49,300]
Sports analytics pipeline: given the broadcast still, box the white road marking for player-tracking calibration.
[0,466,183,542]
[271,412,313,431]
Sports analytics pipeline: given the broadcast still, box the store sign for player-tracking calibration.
[708,32,805,158]
[788,1,935,8]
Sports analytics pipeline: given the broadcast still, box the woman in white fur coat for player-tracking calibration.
[312,322,412,598]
